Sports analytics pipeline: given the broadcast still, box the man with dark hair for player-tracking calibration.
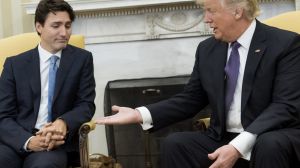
[95,0,300,167]
[0,0,95,167]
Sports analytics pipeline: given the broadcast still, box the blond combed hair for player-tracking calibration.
[195,0,260,20]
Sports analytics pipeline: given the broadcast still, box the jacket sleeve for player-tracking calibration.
[0,58,33,153]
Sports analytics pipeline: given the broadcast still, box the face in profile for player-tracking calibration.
[36,11,72,54]
[202,0,238,42]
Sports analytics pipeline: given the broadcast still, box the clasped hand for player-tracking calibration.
[27,119,67,152]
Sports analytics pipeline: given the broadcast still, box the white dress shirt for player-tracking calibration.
[137,20,258,160]
[24,44,61,150]
[35,44,61,129]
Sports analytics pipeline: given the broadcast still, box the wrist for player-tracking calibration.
[134,109,143,123]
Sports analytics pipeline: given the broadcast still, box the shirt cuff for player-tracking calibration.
[23,136,34,152]
[229,131,257,160]
[136,106,153,130]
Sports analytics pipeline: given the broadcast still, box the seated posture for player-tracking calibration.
[95,0,300,168]
[0,0,95,167]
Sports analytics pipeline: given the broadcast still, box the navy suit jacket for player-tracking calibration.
[0,45,96,154]
[146,21,300,158]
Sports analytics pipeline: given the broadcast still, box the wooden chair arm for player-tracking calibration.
[79,120,96,168]
[193,117,210,131]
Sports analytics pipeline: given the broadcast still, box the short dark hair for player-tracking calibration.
[35,0,75,26]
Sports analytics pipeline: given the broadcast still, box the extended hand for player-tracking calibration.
[208,144,240,168]
[95,105,143,125]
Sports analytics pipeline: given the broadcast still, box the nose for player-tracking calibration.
[59,27,67,37]
[203,11,212,24]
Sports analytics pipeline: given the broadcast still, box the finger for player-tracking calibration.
[44,122,53,127]
[111,105,120,112]
[38,140,49,149]
[209,160,220,168]
[54,140,65,147]
[42,127,57,136]
[208,151,218,160]
[31,144,46,152]
[45,132,52,144]
[94,118,102,124]
[35,131,42,135]
[36,123,53,135]
[51,134,65,141]
[47,140,56,151]
[94,117,108,124]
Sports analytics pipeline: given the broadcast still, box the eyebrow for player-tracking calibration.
[51,21,72,25]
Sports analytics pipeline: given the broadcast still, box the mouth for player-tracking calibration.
[212,27,217,34]
[56,39,68,43]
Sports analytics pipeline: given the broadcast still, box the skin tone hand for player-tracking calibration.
[36,119,67,151]
[95,105,143,125]
[208,144,241,168]
[27,134,49,152]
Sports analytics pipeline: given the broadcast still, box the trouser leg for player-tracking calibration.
[23,148,67,168]
[161,131,225,168]
[250,130,296,168]
[0,144,23,168]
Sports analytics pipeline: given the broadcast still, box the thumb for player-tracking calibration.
[111,105,120,113]
[208,150,218,160]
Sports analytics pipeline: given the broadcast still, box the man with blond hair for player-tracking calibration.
[95,0,300,167]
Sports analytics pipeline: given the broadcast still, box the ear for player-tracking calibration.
[234,7,243,19]
[35,22,43,35]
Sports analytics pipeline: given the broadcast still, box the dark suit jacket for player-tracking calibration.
[146,21,300,158]
[0,45,96,154]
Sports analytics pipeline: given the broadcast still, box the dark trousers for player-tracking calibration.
[0,144,67,168]
[161,130,299,168]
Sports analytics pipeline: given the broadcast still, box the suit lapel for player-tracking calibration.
[208,41,228,120]
[29,47,42,117]
[241,21,267,112]
[215,42,228,115]
[53,46,75,103]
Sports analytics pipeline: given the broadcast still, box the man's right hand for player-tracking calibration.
[27,134,48,152]
[27,134,65,152]
[95,105,143,125]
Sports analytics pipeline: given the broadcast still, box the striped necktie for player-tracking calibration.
[224,41,241,112]
[48,55,59,122]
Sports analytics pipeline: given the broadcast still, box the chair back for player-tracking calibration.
[263,10,300,34]
[0,32,84,73]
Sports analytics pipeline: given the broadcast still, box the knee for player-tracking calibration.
[253,131,289,155]
[162,132,188,148]
[0,155,22,168]
[0,145,22,168]
[30,161,67,168]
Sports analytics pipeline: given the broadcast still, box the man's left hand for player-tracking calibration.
[208,144,240,168]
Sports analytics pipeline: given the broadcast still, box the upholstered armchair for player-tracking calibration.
[0,32,96,168]
[264,10,300,34]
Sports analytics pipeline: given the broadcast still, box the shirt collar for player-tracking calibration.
[38,44,62,63]
[230,20,256,50]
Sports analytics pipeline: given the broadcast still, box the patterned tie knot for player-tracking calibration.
[231,41,241,50]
